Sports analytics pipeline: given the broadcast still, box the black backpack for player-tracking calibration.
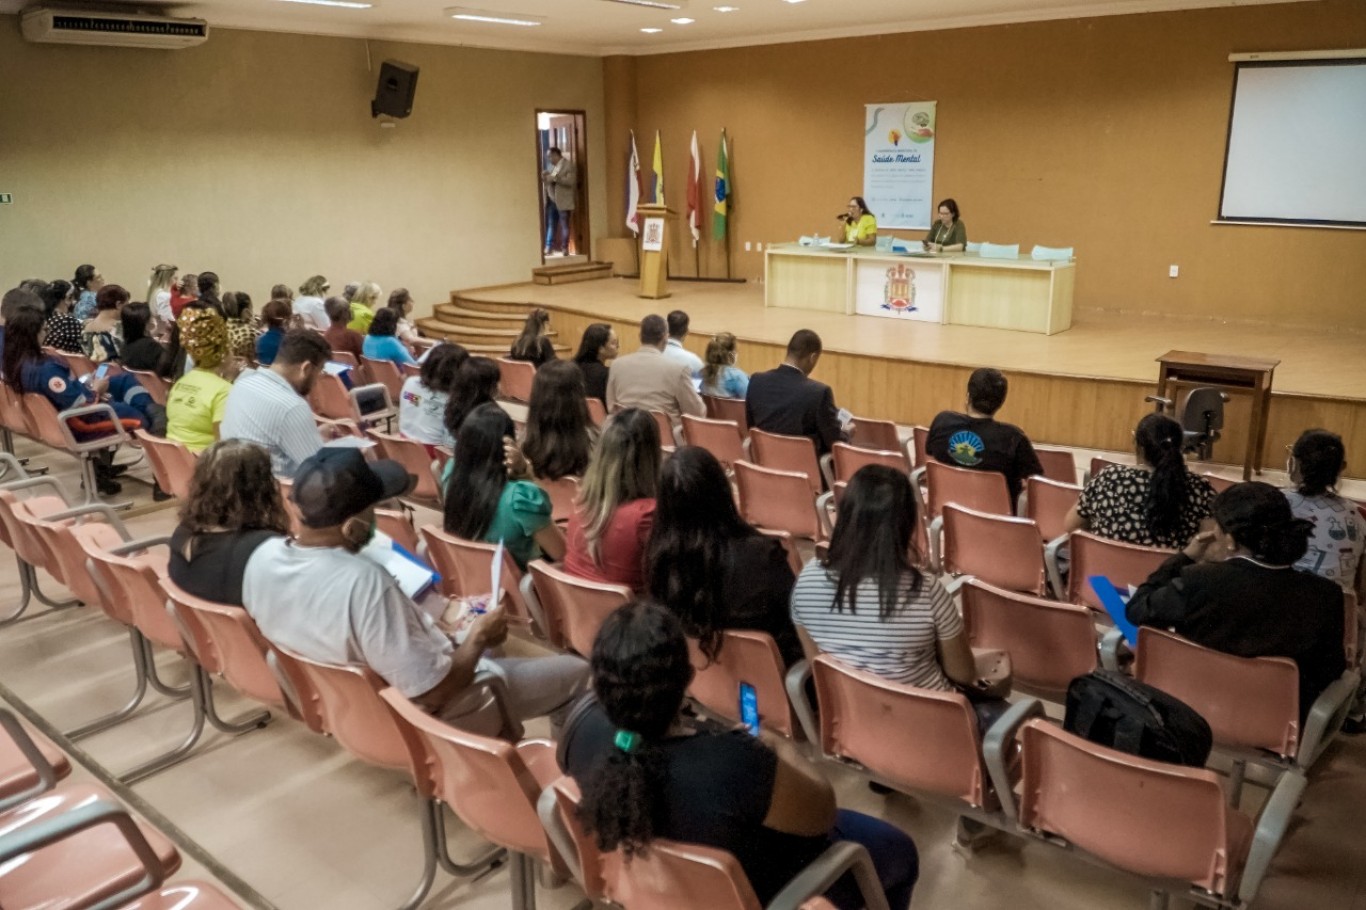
[1063,670,1213,767]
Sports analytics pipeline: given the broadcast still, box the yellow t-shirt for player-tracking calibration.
[348,302,375,334]
[844,213,878,244]
[166,368,232,453]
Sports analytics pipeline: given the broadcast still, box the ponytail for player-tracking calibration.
[1292,429,1345,497]
[578,731,670,858]
[1135,414,1188,538]
[1212,482,1313,566]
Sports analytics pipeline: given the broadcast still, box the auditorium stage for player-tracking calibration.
[444,277,1366,478]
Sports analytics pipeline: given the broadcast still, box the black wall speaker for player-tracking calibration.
[371,60,419,119]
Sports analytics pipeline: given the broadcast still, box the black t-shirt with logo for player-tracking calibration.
[925,411,1043,505]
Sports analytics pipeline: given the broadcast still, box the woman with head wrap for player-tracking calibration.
[166,307,241,452]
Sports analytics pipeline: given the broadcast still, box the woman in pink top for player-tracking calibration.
[564,408,660,593]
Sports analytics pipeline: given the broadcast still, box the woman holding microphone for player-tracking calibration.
[924,198,967,252]
[836,197,878,246]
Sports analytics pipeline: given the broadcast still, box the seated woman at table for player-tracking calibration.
[923,198,966,252]
[837,197,877,247]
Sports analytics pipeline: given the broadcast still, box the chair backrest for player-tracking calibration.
[830,442,908,484]
[702,394,749,435]
[419,526,532,624]
[649,410,676,449]
[330,350,359,368]
[1087,455,1127,482]
[375,508,421,556]
[910,425,929,468]
[733,461,820,541]
[1025,476,1081,542]
[1067,531,1175,611]
[79,538,181,652]
[134,430,197,500]
[811,655,989,808]
[940,504,1046,594]
[1133,626,1299,757]
[308,372,354,421]
[603,839,764,910]
[65,523,132,622]
[680,415,746,470]
[1200,472,1237,494]
[847,417,900,452]
[925,459,1013,518]
[526,559,632,656]
[36,515,122,609]
[1017,718,1242,897]
[0,382,32,437]
[747,429,820,496]
[497,357,537,403]
[381,688,551,860]
[361,356,405,402]
[3,493,76,579]
[1179,388,1226,434]
[21,393,73,449]
[585,397,607,428]
[539,777,607,901]
[1033,448,1077,484]
[272,648,413,773]
[959,578,1098,695]
[757,528,805,576]
[367,430,442,505]
[125,370,170,407]
[535,475,580,524]
[687,630,795,738]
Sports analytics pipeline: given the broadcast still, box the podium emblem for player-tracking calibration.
[882,264,917,314]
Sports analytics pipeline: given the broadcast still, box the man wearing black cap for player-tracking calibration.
[242,448,588,735]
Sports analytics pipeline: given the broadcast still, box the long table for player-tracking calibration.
[763,243,1075,335]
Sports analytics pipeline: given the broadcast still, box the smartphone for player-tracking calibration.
[94,363,110,380]
[739,682,760,736]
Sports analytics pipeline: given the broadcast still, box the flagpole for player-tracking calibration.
[724,128,733,281]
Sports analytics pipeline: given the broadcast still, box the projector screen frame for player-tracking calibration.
[1216,51,1366,230]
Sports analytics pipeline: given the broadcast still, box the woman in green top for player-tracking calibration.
[923,198,966,252]
[443,401,565,569]
[839,196,878,246]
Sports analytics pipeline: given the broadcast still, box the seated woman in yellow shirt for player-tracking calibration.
[839,197,878,246]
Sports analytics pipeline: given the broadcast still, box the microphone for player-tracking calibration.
[836,213,850,223]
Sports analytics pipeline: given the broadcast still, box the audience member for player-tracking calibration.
[1066,414,1215,548]
[507,308,556,368]
[82,284,129,363]
[196,272,224,314]
[342,282,359,303]
[270,284,295,306]
[572,322,616,405]
[72,263,104,320]
[146,263,178,328]
[169,440,291,606]
[220,329,329,477]
[255,299,292,367]
[700,331,749,399]
[17,279,48,295]
[564,408,659,593]
[41,280,84,354]
[791,465,1004,729]
[244,447,588,736]
[119,302,165,372]
[0,288,45,373]
[363,307,418,367]
[1128,482,1346,720]
[348,281,380,333]
[222,291,257,363]
[746,329,847,456]
[386,288,421,349]
[521,360,594,482]
[169,273,198,319]
[443,403,564,569]
[323,296,365,363]
[606,314,705,425]
[399,342,467,449]
[167,307,238,453]
[926,367,1042,505]
[1283,428,1363,592]
[294,275,330,331]
[647,446,801,666]
[561,601,918,910]
[663,309,704,378]
[443,356,501,440]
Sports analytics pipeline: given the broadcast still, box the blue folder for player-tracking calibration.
[1089,575,1140,646]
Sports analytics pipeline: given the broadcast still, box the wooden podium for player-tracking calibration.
[636,204,675,299]
[1155,350,1279,480]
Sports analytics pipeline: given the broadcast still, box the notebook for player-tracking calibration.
[1088,575,1140,646]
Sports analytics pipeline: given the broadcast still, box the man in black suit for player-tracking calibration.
[745,329,849,456]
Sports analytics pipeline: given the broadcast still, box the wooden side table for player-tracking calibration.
[1155,351,1280,480]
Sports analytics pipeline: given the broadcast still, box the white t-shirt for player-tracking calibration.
[791,558,961,691]
[242,537,453,698]
[664,338,704,379]
[1284,489,1364,592]
[153,289,173,325]
[398,375,452,446]
[293,295,330,331]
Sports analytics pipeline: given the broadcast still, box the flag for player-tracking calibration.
[686,130,701,246]
[650,130,665,205]
[625,131,642,235]
[713,129,729,240]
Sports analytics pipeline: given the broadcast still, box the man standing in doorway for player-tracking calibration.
[543,146,576,256]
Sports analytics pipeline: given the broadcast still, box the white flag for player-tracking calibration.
[625,131,642,236]
[687,130,701,246]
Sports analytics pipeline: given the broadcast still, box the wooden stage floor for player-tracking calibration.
[457,277,1366,477]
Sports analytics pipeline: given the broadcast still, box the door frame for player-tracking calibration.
[535,108,590,263]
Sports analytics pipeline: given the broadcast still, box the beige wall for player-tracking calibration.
[605,0,1366,329]
[0,20,606,318]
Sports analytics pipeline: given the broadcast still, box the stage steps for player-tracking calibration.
[431,303,526,329]
[532,261,613,286]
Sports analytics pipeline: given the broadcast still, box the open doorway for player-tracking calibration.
[537,110,589,264]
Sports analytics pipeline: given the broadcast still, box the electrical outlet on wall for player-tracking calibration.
[1169,264,1180,278]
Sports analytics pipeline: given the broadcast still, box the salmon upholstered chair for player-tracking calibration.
[687,630,796,738]
[748,429,821,496]
[134,430,197,500]
[523,559,632,657]
[497,358,536,403]
[1045,531,1175,610]
[935,504,1047,593]
[1024,476,1081,543]
[734,461,822,543]
[703,394,749,436]
[681,415,747,472]
[419,526,536,629]
[847,416,900,453]
[1033,448,1077,484]
[959,578,1098,697]
[362,356,405,403]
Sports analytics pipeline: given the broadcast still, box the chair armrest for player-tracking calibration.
[56,403,131,452]
[1043,533,1069,601]
[0,475,72,503]
[472,668,524,742]
[815,492,834,540]
[818,454,834,492]
[1236,769,1308,904]
[0,708,60,813]
[928,515,944,575]
[517,573,551,645]
[536,783,586,886]
[43,502,131,540]
[1099,627,1129,672]
[981,697,1046,822]
[0,798,168,906]
[108,535,173,558]
[767,840,889,910]
[1297,670,1361,769]
[784,660,820,745]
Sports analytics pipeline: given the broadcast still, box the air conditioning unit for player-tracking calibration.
[20,6,209,49]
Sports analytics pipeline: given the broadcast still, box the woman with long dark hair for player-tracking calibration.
[507,307,556,368]
[443,356,501,439]
[81,284,129,363]
[572,322,617,404]
[41,280,83,354]
[1284,428,1364,591]
[1067,413,1216,548]
[443,402,563,569]
[72,263,104,320]
[561,601,918,910]
[1128,481,1346,719]
[521,360,594,481]
[119,302,164,372]
[399,342,467,449]
[647,446,801,666]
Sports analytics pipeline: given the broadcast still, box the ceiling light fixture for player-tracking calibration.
[446,7,543,25]
[670,17,695,24]
[640,26,663,32]
[602,0,686,10]
[713,5,739,11]
[276,0,375,8]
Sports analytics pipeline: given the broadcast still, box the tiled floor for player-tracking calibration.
[1,435,1362,909]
